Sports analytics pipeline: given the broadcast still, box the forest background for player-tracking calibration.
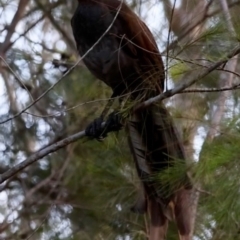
[0,0,240,239]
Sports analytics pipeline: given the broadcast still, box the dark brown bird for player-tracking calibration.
[71,1,193,239]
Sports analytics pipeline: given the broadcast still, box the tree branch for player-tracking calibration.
[205,0,238,141]
[0,56,34,100]
[136,44,240,111]
[162,0,240,54]
[1,43,240,184]
[0,0,29,55]
[0,130,85,184]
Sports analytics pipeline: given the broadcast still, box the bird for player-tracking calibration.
[71,1,193,239]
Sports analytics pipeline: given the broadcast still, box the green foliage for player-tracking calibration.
[169,61,190,82]
[193,121,240,239]
[1,0,240,239]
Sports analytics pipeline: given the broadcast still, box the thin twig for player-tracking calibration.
[0,0,124,125]
[136,44,240,111]
[165,0,177,90]
[0,56,34,100]
[0,44,239,184]
[205,0,238,141]
[162,0,239,54]
[23,83,240,119]
[182,84,240,93]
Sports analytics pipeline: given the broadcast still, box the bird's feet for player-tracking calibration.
[85,111,123,140]
[105,111,123,133]
[85,116,106,140]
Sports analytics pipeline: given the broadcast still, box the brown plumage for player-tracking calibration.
[71,1,193,239]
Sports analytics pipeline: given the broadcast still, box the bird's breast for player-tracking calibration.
[79,36,135,89]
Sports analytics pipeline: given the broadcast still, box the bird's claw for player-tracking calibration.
[85,112,123,140]
[105,111,123,133]
[85,116,106,140]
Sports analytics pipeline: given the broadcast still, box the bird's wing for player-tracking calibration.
[100,0,165,90]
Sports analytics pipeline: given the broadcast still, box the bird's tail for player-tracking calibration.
[126,102,192,240]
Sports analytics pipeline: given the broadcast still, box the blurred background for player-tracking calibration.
[0,0,240,239]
